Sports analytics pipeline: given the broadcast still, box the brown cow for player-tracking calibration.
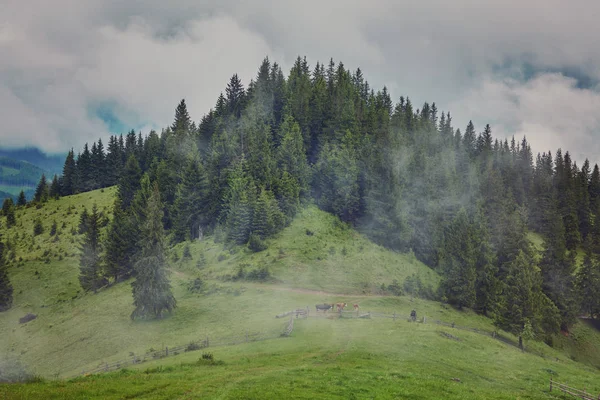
[353,304,359,311]
[336,302,347,312]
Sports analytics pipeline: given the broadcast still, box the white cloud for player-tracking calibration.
[451,73,600,164]
[1,0,600,161]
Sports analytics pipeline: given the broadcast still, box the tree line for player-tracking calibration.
[3,56,599,341]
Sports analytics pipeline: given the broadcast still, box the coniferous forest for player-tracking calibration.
[20,56,600,340]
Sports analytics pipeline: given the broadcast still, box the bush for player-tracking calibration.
[182,244,192,259]
[185,342,202,352]
[196,253,207,269]
[248,234,267,253]
[33,219,44,236]
[50,220,57,236]
[246,266,271,282]
[187,278,204,293]
[387,279,403,296]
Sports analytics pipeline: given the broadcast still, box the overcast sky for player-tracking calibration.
[1,0,600,164]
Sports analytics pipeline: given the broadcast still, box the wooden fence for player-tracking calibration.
[550,379,599,399]
[75,317,294,378]
[284,307,545,356]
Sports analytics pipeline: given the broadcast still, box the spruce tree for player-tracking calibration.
[577,237,600,318]
[172,99,192,136]
[0,235,12,312]
[131,182,176,320]
[16,190,26,207]
[117,155,142,210]
[3,198,16,228]
[173,156,210,243]
[104,198,137,282]
[438,209,477,309]
[49,174,60,200]
[78,204,104,293]
[225,157,254,245]
[34,174,49,203]
[60,149,77,196]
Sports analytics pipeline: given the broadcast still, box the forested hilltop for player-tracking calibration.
[8,56,600,343]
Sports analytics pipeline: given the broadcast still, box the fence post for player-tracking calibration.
[206,335,209,348]
[166,346,169,356]
[549,378,552,392]
[246,331,248,342]
[393,312,396,321]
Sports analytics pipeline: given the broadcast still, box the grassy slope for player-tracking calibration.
[0,189,437,379]
[1,189,600,399]
[3,311,600,399]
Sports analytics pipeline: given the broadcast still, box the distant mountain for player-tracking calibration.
[0,147,65,175]
[0,147,64,201]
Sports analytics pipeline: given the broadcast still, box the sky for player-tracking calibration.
[1,0,600,164]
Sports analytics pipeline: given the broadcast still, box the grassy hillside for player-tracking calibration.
[1,188,600,399]
[3,309,600,399]
[0,156,50,200]
[0,188,438,379]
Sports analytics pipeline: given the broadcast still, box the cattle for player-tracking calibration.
[315,304,332,312]
[353,304,359,311]
[336,302,347,312]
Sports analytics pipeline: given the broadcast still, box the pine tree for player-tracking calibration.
[0,235,12,312]
[77,144,93,192]
[60,149,77,195]
[16,190,26,207]
[439,209,477,309]
[225,158,254,245]
[3,198,16,228]
[104,198,137,282]
[226,74,245,118]
[173,156,210,243]
[277,114,311,197]
[78,208,89,235]
[130,182,176,320]
[34,174,49,203]
[106,135,123,187]
[78,204,105,293]
[117,155,142,210]
[172,99,192,136]
[49,174,60,199]
[577,237,600,318]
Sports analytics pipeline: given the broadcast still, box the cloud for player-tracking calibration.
[450,73,600,164]
[1,1,600,162]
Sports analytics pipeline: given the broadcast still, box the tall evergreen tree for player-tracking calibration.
[34,174,49,203]
[172,99,192,136]
[78,204,105,293]
[439,209,477,309]
[3,198,15,228]
[16,190,26,207]
[0,235,12,312]
[61,149,77,195]
[49,174,60,199]
[130,182,176,320]
[104,197,137,282]
[173,156,210,243]
[117,155,142,210]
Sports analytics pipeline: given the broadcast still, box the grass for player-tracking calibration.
[1,188,600,399]
[2,313,600,399]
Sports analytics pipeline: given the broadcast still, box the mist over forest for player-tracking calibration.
[1,55,600,357]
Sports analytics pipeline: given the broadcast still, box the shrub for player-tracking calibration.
[248,234,267,253]
[196,253,207,269]
[182,244,192,259]
[187,278,204,293]
[33,219,44,236]
[387,279,403,296]
[246,266,271,282]
[217,254,227,262]
[185,342,202,352]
